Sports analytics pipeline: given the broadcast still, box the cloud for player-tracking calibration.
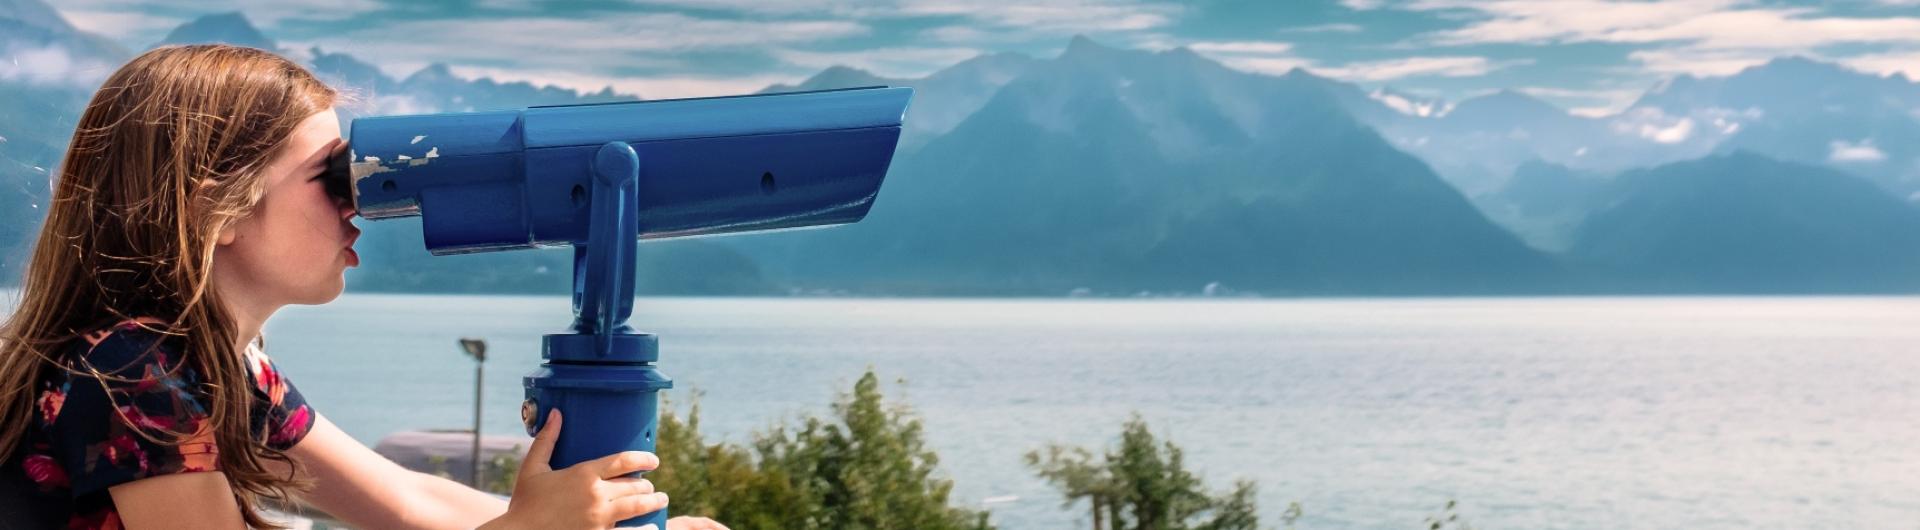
[1209,55,1317,75]
[1517,85,1643,116]
[53,0,388,50]
[316,15,866,56]
[1187,41,1294,54]
[1126,32,1183,51]
[1210,53,1522,82]
[1406,0,1738,46]
[333,93,438,116]
[1842,50,1920,79]
[1369,88,1451,117]
[302,15,865,84]
[1398,0,1920,49]
[1340,0,1386,10]
[447,64,794,100]
[289,13,880,104]
[1626,47,1777,76]
[1190,36,1522,82]
[898,1,1182,32]
[1318,56,1527,81]
[1830,139,1889,163]
[772,47,985,78]
[1612,108,1699,143]
[1182,38,1309,73]
[1515,85,1639,100]
[54,0,384,27]
[1642,116,1695,143]
[1280,23,1364,33]
[0,42,115,87]
[59,9,185,38]
[1380,0,1920,82]
[1602,10,1920,50]
[625,0,1183,33]
[921,25,1002,44]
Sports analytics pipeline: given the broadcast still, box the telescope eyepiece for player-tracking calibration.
[322,146,355,210]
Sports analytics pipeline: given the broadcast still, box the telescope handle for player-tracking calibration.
[573,141,641,355]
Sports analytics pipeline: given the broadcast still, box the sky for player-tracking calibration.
[46,0,1920,113]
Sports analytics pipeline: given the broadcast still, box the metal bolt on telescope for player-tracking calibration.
[322,87,913,528]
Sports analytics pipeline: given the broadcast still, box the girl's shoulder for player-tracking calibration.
[65,316,185,373]
[30,317,219,498]
[42,315,315,449]
[76,316,170,349]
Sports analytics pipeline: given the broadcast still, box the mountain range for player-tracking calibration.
[4,3,1920,295]
[746,36,1558,295]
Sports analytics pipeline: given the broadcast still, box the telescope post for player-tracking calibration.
[522,141,673,528]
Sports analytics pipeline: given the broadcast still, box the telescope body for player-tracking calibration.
[347,87,912,253]
[340,87,912,528]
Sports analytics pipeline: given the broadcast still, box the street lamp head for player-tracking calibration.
[459,337,487,362]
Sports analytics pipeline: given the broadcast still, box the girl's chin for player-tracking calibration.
[297,276,349,305]
[308,286,347,305]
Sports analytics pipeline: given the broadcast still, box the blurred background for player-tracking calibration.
[3,0,1919,528]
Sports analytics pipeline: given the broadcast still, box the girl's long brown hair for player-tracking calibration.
[0,44,337,528]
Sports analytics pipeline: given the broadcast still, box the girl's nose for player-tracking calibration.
[337,196,357,220]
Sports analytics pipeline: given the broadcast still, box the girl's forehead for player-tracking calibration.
[287,109,342,168]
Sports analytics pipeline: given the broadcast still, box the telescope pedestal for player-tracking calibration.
[344,86,914,528]
[522,141,673,528]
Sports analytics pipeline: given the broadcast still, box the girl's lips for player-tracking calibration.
[343,227,361,268]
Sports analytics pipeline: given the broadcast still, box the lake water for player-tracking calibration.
[10,293,1920,528]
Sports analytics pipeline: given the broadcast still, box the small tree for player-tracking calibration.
[1422,499,1474,530]
[1028,414,1268,530]
[650,393,807,529]
[1025,445,1119,530]
[650,370,992,530]
[752,371,988,530]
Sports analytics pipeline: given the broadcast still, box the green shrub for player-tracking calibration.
[652,370,992,530]
[1026,414,1285,530]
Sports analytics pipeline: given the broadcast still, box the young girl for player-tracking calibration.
[0,45,725,530]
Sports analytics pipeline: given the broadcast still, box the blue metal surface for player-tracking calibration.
[523,361,672,528]
[578,142,641,353]
[347,87,910,254]
[531,140,668,527]
[523,87,912,147]
[339,86,913,529]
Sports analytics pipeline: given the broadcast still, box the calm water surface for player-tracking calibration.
[8,293,1917,529]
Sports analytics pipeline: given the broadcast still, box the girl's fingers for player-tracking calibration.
[609,492,669,520]
[604,477,655,497]
[668,516,730,530]
[590,450,660,479]
[520,409,561,476]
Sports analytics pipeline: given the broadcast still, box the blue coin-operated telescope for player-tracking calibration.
[326,87,912,528]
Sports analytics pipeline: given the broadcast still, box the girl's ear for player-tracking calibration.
[199,178,239,247]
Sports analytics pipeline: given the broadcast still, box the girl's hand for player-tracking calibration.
[482,410,670,530]
[667,516,731,530]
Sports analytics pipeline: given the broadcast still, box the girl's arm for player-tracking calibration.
[287,412,703,530]
[110,472,249,530]
[286,414,507,529]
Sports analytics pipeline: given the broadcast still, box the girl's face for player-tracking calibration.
[212,107,359,309]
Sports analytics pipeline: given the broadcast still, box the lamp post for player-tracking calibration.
[459,337,488,488]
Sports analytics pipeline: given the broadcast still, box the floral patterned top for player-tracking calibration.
[0,318,316,529]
